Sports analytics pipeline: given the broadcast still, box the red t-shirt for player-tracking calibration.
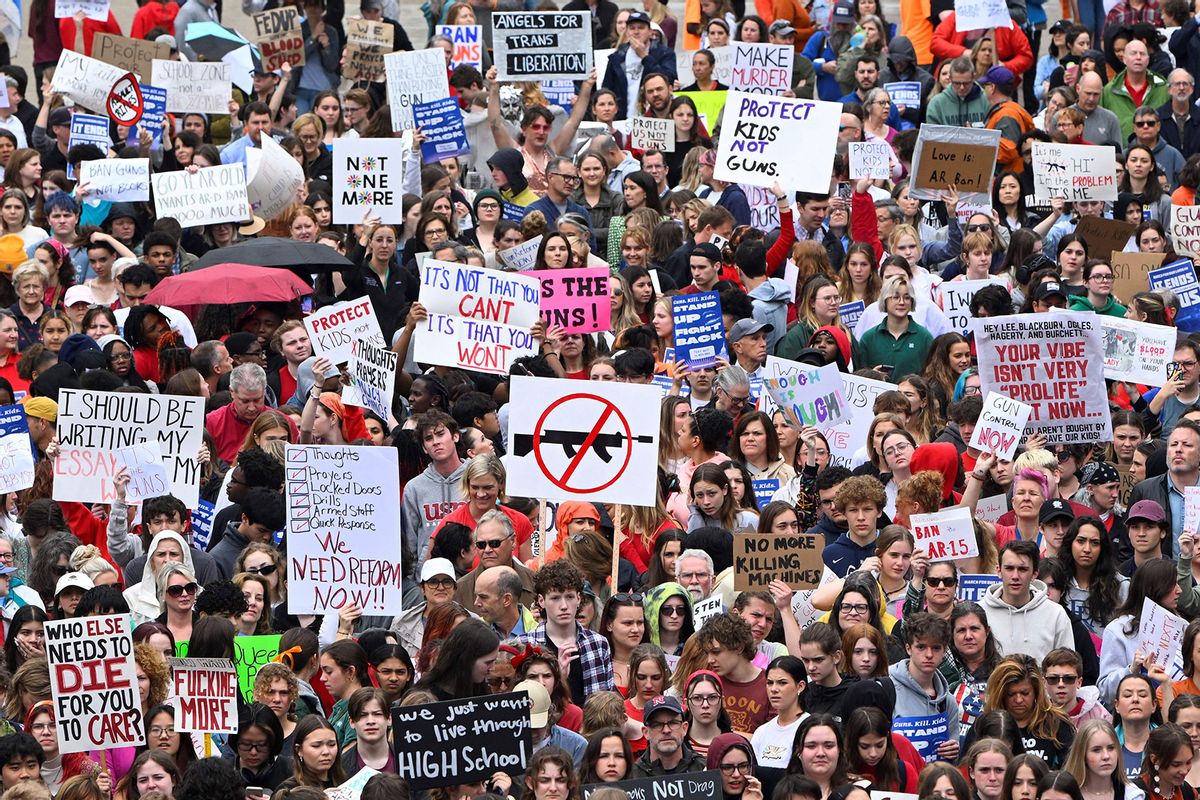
[432,503,535,550]
[722,669,771,734]
[278,366,298,407]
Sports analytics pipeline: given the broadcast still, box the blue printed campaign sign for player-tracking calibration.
[413,97,471,162]
[839,300,865,331]
[503,201,527,222]
[892,714,950,760]
[190,500,216,551]
[127,85,167,148]
[672,291,727,369]
[884,81,922,107]
[1149,259,1200,332]
[956,574,1000,603]
[0,404,34,494]
[751,478,779,509]
[68,113,112,179]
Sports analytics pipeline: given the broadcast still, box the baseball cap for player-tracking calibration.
[1049,19,1070,32]
[831,1,855,24]
[420,558,456,583]
[361,0,383,9]
[768,19,796,36]
[55,571,94,596]
[48,107,71,128]
[691,242,722,262]
[64,285,96,307]
[645,694,685,721]
[626,10,651,25]
[1032,281,1067,302]
[514,679,551,728]
[795,347,827,367]
[1039,498,1074,525]
[1128,499,1166,524]
[21,396,58,423]
[729,318,773,344]
[979,65,1015,87]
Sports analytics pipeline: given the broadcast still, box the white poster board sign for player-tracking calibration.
[493,11,592,81]
[714,90,840,193]
[113,442,170,503]
[247,135,305,222]
[78,158,150,202]
[1172,205,1200,259]
[849,140,890,180]
[384,48,449,131]
[332,138,406,224]
[969,392,1032,461]
[910,505,979,562]
[303,297,386,365]
[628,117,675,152]
[1138,599,1187,671]
[151,59,231,114]
[729,42,794,95]
[50,50,133,111]
[1032,142,1118,202]
[152,164,249,228]
[954,0,1013,29]
[1100,316,1175,387]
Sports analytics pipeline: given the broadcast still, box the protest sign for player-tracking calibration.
[957,573,1001,602]
[415,260,540,373]
[1119,464,1138,507]
[1139,599,1187,671]
[751,478,780,509]
[954,0,1012,29]
[106,74,142,127]
[938,278,1006,335]
[1099,316,1175,387]
[1075,217,1137,261]
[910,505,979,561]
[437,25,482,68]
[0,405,34,494]
[232,634,281,703]
[170,658,238,734]
[910,125,1001,198]
[413,98,471,162]
[676,90,729,135]
[51,50,131,111]
[152,164,248,228]
[507,376,659,505]
[839,300,865,331]
[1149,259,1200,333]
[497,235,542,272]
[190,500,215,551]
[493,12,591,80]
[247,135,305,222]
[54,388,205,507]
[1185,486,1200,534]
[1173,205,1200,258]
[884,81,922,107]
[348,338,398,421]
[286,445,402,614]
[394,693,532,789]
[92,33,170,79]
[891,714,952,760]
[975,494,1008,524]
[969,392,1032,460]
[973,311,1112,444]
[672,291,727,369]
[151,60,230,114]
[1111,250,1163,303]
[582,772,722,800]
[764,363,849,434]
[714,91,840,193]
[628,117,674,152]
[1032,142,1117,202]
[519,266,610,334]
[327,768,380,800]
[344,19,393,81]
[55,0,110,22]
[332,138,405,224]
[252,7,305,71]
[113,442,170,503]
[744,184,782,233]
[729,42,794,94]
[303,297,386,365]
[385,48,448,130]
[734,532,823,590]
[126,84,167,150]
[67,114,112,180]
[693,596,725,627]
[849,140,890,180]
[46,615,142,753]
[78,157,149,202]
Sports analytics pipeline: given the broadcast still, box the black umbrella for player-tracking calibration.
[192,238,355,273]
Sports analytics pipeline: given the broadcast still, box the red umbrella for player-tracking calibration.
[144,264,313,306]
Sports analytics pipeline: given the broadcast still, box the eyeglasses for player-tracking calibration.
[926,576,957,587]
[0,552,13,562]
[1135,120,1159,127]
[688,693,721,706]
[424,577,456,589]
[474,534,513,551]
[551,172,581,183]
[50,565,68,577]
[950,80,974,88]
[883,441,912,458]
[150,726,175,737]
[646,718,684,731]
[961,386,982,396]
[246,564,277,576]
[1089,273,1114,282]
[661,605,687,617]
[166,582,199,598]
[1044,674,1079,685]
[678,571,711,582]
[109,352,132,362]
[720,762,752,775]
[477,201,500,210]
[1055,450,1073,463]
[839,125,862,132]
[237,740,269,752]
[841,602,870,614]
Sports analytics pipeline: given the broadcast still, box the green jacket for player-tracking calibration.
[926,83,989,128]
[1067,293,1128,317]
[1102,69,1170,142]
[644,582,694,653]
[858,318,934,383]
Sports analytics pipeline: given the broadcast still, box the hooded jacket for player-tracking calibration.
[985,98,1035,173]
[807,513,847,548]
[488,148,539,206]
[888,660,962,753]
[822,531,877,577]
[707,734,758,800]
[401,461,468,581]
[880,37,934,126]
[123,530,196,624]
[601,42,678,121]
[645,583,694,653]
[633,741,708,777]
[909,443,962,506]
[926,82,990,128]
[1068,685,1113,727]
[748,278,791,354]
[1067,292,1129,317]
[931,14,1034,76]
[811,325,853,370]
[980,579,1074,663]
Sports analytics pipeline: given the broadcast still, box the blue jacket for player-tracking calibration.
[802,31,844,102]
[716,183,751,226]
[526,195,594,229]
[601,44,677,120]
[822,531,878,577]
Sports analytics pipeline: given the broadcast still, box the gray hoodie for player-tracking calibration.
[888,660,961,758]
[400,461,468,580]
[748,278,791,354]
[980,579,1074,664]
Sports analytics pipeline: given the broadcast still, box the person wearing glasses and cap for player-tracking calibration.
[633,695,708,777]
[526,157,593,230]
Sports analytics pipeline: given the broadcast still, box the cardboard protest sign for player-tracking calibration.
[415,260,540,373]
[884,81,921,107]
[46,615,143,753]
[911,505,978,561]
[344,19,393,81]
[1139,599,1187,671]
[954,0,1012,29]
[54,389,205,507]
[332,138,406,224]
[938,278,1006,335]
[394,693,532,789]
[67,114,112,180]
[1149,259,1200,333]
[973,311,1112,444]
[497,235,542,272]
[714,91,840,193]
[286,445,402,614]
[78,157,149,202]
[582,772,722,800]
[56,0,110,22]
[51,51,132,111]
[957,573,1001,602]
[969,392,1032,460]
[729,42,794,94]
[849,140,890,180]
[151,60,230,114]
[348,338,398,421]
[734,532,823,590]
[127,85,167,149]
[247,135,306,222]
[113,442,170,503]
[493,12,591,81]
[911,125,1001,198]
[303,297,386,365]
[507,376,659,505]
[385,48,448,130]
[1173,205,1200,258]
[1075,217,1136,261]
[1099,316,1175,387]
[437,25,482,68]
[519,266,611,334]
[764,363,849,434]
[170,658,238,734]
[413,98,471,162]
[628,117,674,152]
[92,33,170,80]
[152,164,249,228]
[0,405,34,494]
[1111,251,1164,304]
[672,291,727,369]
[232,634,281,703]
[1032,142,1117,202]
[252,7,305,71]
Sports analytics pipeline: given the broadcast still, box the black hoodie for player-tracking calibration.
[880,36,934,126]
[487,147,531,197]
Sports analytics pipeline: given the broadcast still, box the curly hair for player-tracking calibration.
[134,643,170,709]
[697,612,756,661]
[253,662,299,718]
[194,580,248,619]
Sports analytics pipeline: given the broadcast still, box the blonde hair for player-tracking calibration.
[877,275,915,312]
[11,260,46,289]
[69,544,118,584]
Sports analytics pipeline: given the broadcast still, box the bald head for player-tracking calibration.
[1124,39,1149,75]
[473,565,521,624]
[1077,71,1104,110]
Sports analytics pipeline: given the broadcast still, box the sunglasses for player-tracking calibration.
[661,605,687,617]
[925,576,957,587]
[475,535,512,551]
[965,224,990,232]
[1044,674,1078,685]
[166,582,199,598]
[614,592,644,603]
[246,564,277,576]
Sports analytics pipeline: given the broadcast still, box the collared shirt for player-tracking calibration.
[518,622,614,704]
[1168,472,1192,554]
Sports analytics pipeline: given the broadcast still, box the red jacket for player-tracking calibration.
[58,502,124,582]
[930,14,1034,77]
[59,12,122,57]
[130,1,178,39]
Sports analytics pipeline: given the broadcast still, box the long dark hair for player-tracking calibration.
[416,618,499,700]
[291,716,346,787]
[580,728,633,784]
[4,605,47,673]
[830,574,884,638]
[1058,517,1123,631]
[844,706,901,790]
[786,714,852,785]
[1118,558,1177,635]
[949,601,1002,677]
[645,528,685,588]
[622,170,664,214]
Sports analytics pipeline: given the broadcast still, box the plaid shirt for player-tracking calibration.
[1103,0,1162,31]
[518,623,614,702]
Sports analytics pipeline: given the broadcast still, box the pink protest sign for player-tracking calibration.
[520,267,611,334]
